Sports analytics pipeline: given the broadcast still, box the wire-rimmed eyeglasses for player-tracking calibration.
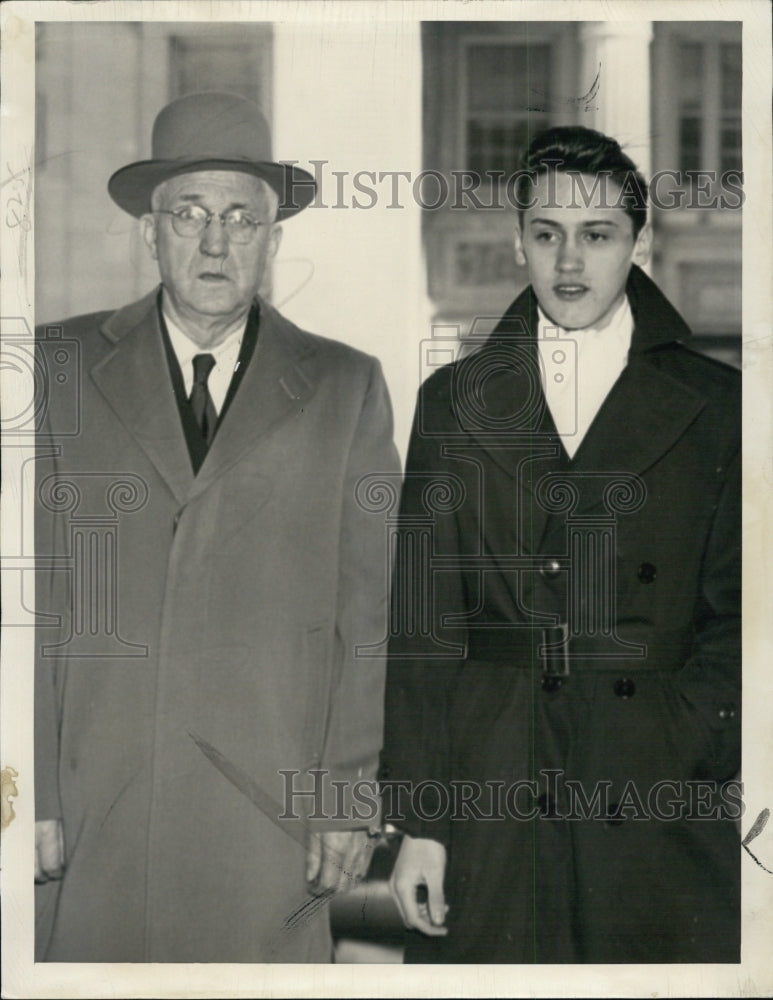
[155,205,271,244]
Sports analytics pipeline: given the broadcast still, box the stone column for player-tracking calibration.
[579,21,654,179]
[271,18,432,460]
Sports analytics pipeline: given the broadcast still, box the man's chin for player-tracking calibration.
[541,305,596,332]
[539,298,621,332]
[188,294,247,318]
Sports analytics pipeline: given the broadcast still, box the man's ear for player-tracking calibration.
[513,220,527,268]
[267,223,283,259]
[632,221,653,267]
[141,214,158,260]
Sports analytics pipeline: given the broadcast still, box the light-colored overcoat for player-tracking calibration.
[35,289,399,961]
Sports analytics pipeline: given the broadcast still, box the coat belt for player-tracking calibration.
[464,626,693,676]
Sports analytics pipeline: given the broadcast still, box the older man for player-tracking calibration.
[34,91,399,962]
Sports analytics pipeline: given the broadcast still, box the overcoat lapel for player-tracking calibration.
[90,292,317,508]
[539,266,706,548]
[567,357,705,483]
[457,285,566,556]
[188,300,316,501]
[462,266,705,556]
[90,290,195,506]
[569,265,704,489]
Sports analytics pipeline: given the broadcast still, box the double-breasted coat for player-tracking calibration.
[35,289,399,962]
[381,266,741,963]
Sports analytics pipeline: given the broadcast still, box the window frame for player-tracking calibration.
[457,34,554,178]
[651,22,742,198]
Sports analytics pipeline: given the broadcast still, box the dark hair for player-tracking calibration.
[515,126,648,237]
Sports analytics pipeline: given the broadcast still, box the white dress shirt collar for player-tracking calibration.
[536,295,633,459]
[162,304,247,415]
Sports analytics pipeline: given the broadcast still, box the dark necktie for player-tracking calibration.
[189,353,218,445]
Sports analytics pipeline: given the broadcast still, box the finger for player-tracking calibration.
[305,832,322,884]
[426,875,449,928]
[388,873,410,926]
[338,833,370,891]
[417,899,449,935]
[36,822,64,880]
[348,835,372,882]
[391,875,448,936]
[319,835,353,894]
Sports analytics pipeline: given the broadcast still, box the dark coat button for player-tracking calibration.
[637,561,657,583]
[541,675,564,693]
[717,705,736,721]
[614,677,636,699]
[606,802,625,826]
[540,558,561,580]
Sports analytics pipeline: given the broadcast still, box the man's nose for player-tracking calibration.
[556,240,583,272]
[199,215,229,257]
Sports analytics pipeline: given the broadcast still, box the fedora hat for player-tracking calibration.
[108,92,316,221]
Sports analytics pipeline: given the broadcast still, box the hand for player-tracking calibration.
[306,829,373,895]
[389,833,448,936]
[35,819,65,883]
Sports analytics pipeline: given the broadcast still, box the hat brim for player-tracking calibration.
[108,158,316,221]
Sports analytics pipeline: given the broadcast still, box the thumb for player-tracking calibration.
[306,832,321,883]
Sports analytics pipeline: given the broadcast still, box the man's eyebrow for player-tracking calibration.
[528,218,620,228]
[173,194,256,212]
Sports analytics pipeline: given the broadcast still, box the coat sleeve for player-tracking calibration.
[379,372,468,844]
[675,440,742,781]
[314,357,400,828]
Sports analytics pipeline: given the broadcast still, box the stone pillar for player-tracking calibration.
[271,19,432,460]
[579,21,654,179]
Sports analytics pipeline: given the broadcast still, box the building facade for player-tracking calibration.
[35,18,742,461]
[422,20,742,365]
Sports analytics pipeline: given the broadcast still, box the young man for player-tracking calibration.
[381,126,741,963]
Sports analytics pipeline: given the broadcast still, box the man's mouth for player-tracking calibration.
[553,284,589,300]
[198,272,230,282]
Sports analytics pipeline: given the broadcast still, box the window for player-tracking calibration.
[675,40,741,177]
[719,43,742,174]
[168,26,272,107]
[653,24,742,183]
[650,23,742,352]
[422,22,579,325]
[462,42,552,176]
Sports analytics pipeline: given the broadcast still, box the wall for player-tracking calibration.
[34,19,429,459]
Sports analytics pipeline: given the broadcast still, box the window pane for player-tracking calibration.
[676,42,703,110]
[466,44,550,112]
[679,117,702,173]
[170,37,264,102]
[467,119,542,176]
[720,43,742,110]
[720,120,742,174]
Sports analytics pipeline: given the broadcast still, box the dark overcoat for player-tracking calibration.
[381,266,741,963]
[35,289,399,961]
